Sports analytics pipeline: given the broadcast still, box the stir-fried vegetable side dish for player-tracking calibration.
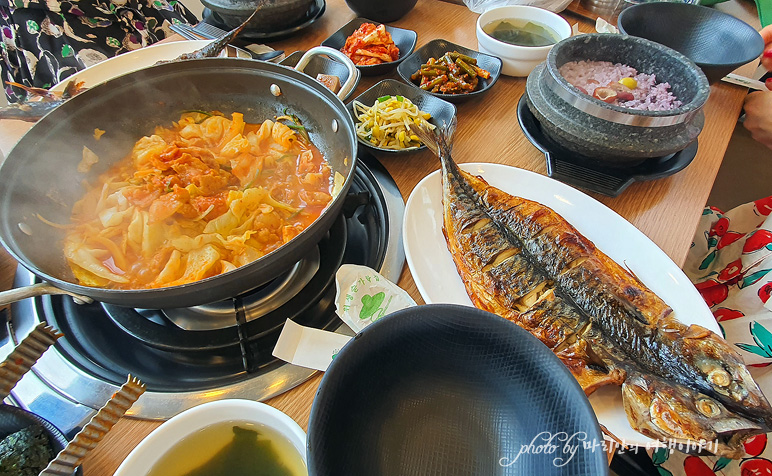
[64,111,335,289]
[353,95,435,150]
[341,23,400,66]
[410,51,491,95]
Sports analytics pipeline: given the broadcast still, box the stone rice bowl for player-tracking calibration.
[525,34,710,166]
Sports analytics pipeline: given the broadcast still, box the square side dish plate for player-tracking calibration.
[347,79,456,154]
[321,17,417,76]
[397,39,503,102]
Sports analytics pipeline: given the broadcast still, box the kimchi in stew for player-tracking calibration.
[64,111,337,289]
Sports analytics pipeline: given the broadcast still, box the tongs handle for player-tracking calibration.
[0,322,62,400]
[39,375,146,475]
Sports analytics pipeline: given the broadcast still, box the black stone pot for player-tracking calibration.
[201,0,316,31]
[525,34,710,166]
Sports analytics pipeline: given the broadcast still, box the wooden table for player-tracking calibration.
[0,0,758,473]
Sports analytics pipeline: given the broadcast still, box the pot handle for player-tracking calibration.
[0,282,93,307]
[294,46,360,101]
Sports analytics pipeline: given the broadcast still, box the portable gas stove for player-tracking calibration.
[0,152,404,436]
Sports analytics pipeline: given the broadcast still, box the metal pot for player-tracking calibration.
[0,47,360,308]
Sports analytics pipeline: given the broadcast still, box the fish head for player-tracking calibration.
[674,323,772,428]
[622,372,763,459]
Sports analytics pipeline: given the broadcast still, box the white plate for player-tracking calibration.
[50,41,250,93]
[403,162,718,447]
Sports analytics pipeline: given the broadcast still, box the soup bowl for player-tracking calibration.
[476,5,572,77]
[114,400,306,475]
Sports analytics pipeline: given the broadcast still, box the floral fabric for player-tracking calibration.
[0,0,196,103]
[650,197,772,475]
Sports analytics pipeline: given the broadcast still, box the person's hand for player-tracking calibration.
[761,25,772,72]
[743,90,772,150]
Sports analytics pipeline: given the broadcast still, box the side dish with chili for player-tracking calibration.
[410,51,491,95]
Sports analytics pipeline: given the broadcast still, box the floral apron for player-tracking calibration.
[650,197,772,475]
[0,0,196,102]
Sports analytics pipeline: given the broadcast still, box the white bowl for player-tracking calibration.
[114,399,307,475]
[476,5,572,77]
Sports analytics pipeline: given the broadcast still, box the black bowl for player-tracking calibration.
[397,39,503,103]
[0,404,80,475]
[308,304,608,476]
[344,0,417,22]
[321,17,417,76]
[348,79,456,154]
[279,50,361,101]
[617,3,764,84]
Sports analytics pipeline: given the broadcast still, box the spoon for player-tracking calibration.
[250,49,284,61]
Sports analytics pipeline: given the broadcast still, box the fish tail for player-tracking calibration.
[409,116,457,173]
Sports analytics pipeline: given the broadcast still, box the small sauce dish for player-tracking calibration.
[476,5,571,77]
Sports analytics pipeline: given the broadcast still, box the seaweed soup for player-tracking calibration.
[483,19,560,47]
[146,421,307,476]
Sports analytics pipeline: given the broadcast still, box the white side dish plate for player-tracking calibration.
[50,41,250,93]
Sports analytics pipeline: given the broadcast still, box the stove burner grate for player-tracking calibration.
[12,160,389,393]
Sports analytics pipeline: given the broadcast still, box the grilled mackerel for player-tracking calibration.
[412,122,772,458]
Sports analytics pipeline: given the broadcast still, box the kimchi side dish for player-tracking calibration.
[341,23,400,66]
[64,111,337,290]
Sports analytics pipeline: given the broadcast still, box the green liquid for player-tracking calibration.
[146,421,307,476]
[483,19,559,47]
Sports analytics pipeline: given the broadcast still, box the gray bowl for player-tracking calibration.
[525,34,709,165]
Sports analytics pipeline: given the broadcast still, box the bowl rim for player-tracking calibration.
[113,399,307,475]
[475,5,572,53]
[616,2,765,69]
[348,78,457,154]
[320,17,417,72]
[544,33,709,127]
[395,38,503,100]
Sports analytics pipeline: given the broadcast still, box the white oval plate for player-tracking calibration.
[114,399,307,475]
[403,162,717,447]
[50,40,250,93]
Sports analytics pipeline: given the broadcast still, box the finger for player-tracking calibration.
[762,51,772,72]
[761,25,772,46]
